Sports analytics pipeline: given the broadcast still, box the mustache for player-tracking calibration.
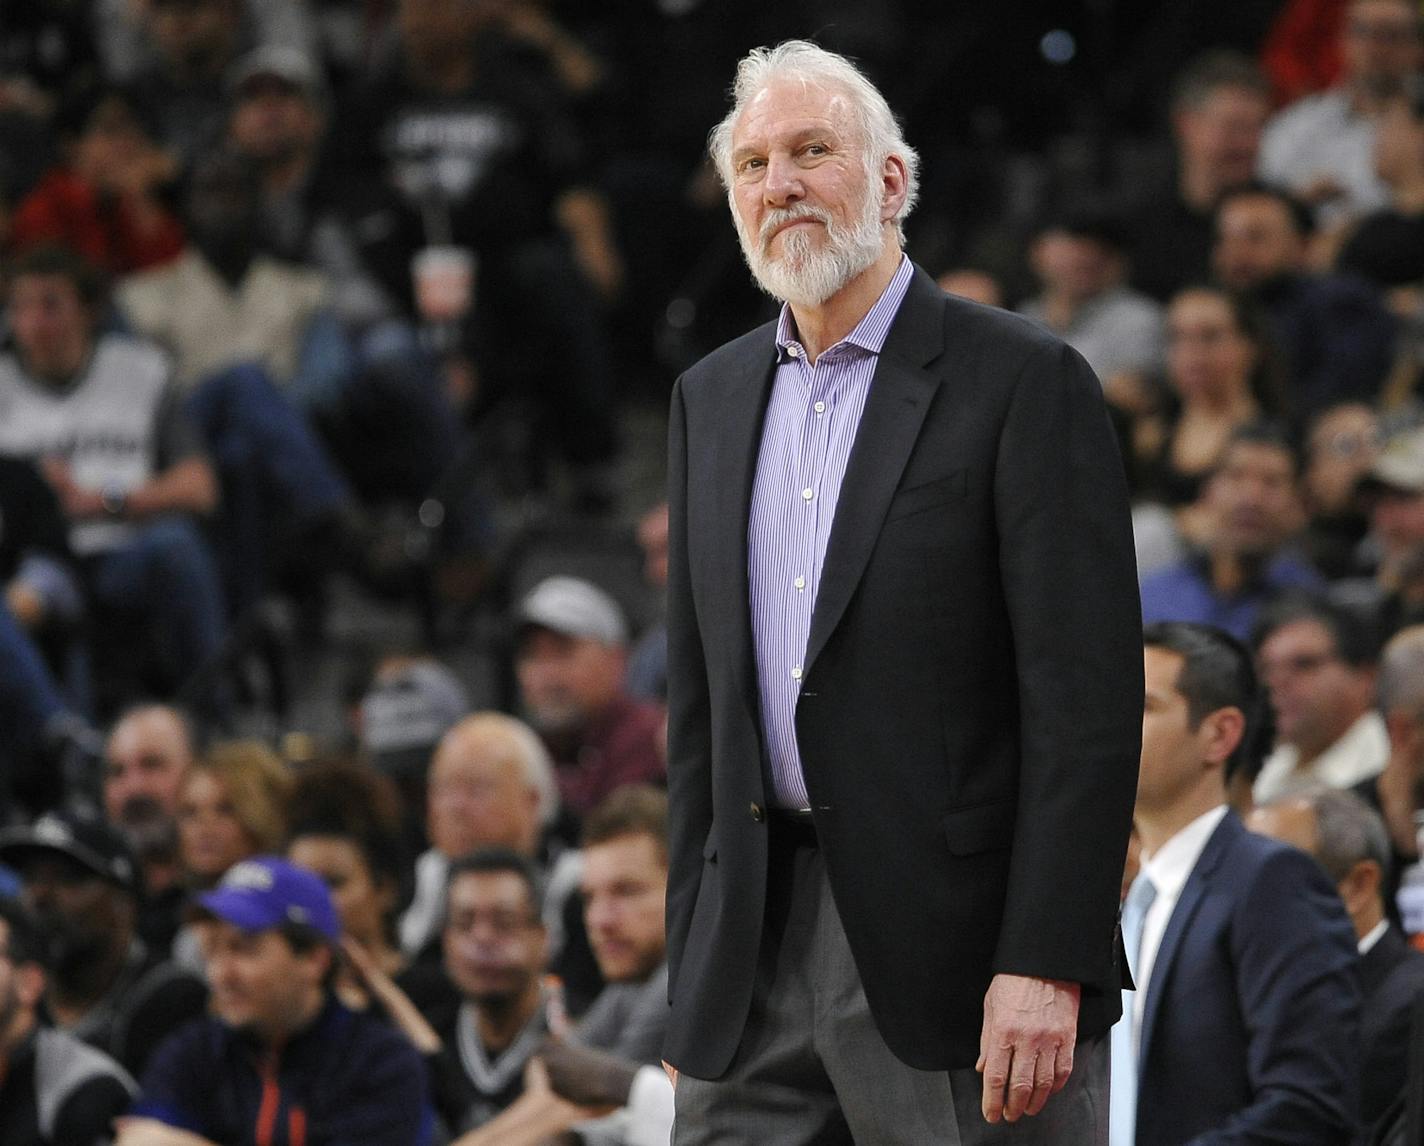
[759,205,832,248]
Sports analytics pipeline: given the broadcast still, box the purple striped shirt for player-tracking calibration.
[749,255,915,809]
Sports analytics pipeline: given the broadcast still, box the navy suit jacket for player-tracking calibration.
[1134,812,1362,1145]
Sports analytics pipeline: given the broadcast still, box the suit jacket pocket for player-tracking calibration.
[885,469,968,523]
[942,798,1016,855]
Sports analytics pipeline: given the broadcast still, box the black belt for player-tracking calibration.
[769,807,819,848]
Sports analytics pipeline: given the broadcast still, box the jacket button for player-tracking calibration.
[749,802,765,822]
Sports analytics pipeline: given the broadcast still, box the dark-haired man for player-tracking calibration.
[1252,594,1388,802]
[1140,424,1323,640]
[0,896,135,1145]
[1114,622,1361,1145]
[1212,182,1396,423]
[0,246,225,700]
[121,856,433,1146]
[0,811,206,1077]
[1249,788,1424,1133]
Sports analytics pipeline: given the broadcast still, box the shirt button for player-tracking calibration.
[793,575,806,590]
[801,488,813,501]
[750,802,765,822]
[787,345,801,358]
[814,401,826,414]
[790,665,802,680]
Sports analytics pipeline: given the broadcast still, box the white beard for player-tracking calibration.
[735,182,887,307]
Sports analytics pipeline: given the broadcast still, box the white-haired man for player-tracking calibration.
[665,40,1142,1143]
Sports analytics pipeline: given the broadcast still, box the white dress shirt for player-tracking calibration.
[1358,918,1389,956]
[1253,710,1389,804]
[1132,804,1229,1058]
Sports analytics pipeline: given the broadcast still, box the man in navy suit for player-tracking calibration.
[1114,622,1361,1145]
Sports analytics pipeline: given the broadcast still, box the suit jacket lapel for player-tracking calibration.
[804,267,946,677]
[1137,813,1238,1070]
[713,323,778,725]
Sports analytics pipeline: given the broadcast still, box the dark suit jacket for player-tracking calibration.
[663,264,1144,1077]
[1361,925,1424,1134]
[1134,812,1362,1146]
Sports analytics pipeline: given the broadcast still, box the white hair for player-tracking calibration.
[445,712,561,827]
[708,40,921,242]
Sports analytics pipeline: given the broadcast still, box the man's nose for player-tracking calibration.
[763,153,804,206]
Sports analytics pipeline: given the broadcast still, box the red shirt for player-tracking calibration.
[11,169,184,275]
[547,695,666,817]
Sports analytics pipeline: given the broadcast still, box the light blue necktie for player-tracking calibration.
[1109,873,1158,1146]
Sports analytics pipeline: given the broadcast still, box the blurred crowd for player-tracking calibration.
[3,0,1424,1142]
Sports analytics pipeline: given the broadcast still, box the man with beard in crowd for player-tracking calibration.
[0,812,206,1077]
[103,704,195,956]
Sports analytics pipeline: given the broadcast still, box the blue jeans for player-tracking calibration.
[186,363,352,610]
[0,603,66,779]
[85,518,226,691]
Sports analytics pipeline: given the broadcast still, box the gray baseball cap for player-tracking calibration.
[517,576,628,646]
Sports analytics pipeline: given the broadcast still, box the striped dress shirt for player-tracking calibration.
[748,255,914,809]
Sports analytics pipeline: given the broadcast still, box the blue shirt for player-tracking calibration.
[1139,551,1323,641]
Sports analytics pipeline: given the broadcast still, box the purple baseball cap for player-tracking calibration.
[196,856,340,942]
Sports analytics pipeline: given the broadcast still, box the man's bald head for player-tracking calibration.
[104,705,195,823]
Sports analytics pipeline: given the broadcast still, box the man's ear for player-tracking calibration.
[1201,706,1246,769]
[1337,859,1382,918]
[880,153,908,224]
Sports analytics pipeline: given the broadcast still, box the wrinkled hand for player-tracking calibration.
[539,1038,637,1109]
[976,973,1080,1124]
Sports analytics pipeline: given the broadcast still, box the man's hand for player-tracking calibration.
[976,973,1080,1124]
[113,1117,218,1146]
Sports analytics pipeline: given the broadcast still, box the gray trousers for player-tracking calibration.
[673,823,1108,1145]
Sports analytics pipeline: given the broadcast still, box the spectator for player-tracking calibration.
[355,653,470,856]
[1356,425,1424,599]
[330,0,620,499]
[398,714,593,1010]
[1114,622,1360,1145]
[515,576,665,821]
[431,849,554,1135]
[1140,423,1322,640]
[103,704,196,957]
[9,83,184,276]
[1302,403,1382,578]
[1019,209,1166,409]
[127,0,250,169]
[935,268,1005,308]
[285,758,453,1022]
[1259,0,1422,227]
[0,246,225,709]
[1369,625,1424,929]
[1253,594,1389,802]
[176,741,291,892]
[0,812,207,1078]
[1124,51,1272,302]
[1249,787,1424,1135]
[1131,285,1275,510]
[122,856,434,1146]
[0,896,135,1146]
[1213,181,1397,426]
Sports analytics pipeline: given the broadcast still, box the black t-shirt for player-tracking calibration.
[0,455,71,585]
[1338,209,1424,288]
[331,35,587,309]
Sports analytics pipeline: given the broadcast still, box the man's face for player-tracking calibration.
[203,922,326,1042]
[7,274,93,384]
[1138,648,1215,817]
[728,78,890,307]
[19,856,128,976]
[104,710,192,824]
[148,0,240,72]
[1343,0,1422,98]
[442,871,546,1006]
[400,0,484,67]
[1165,289,1257,402]
[427,730,539,857]
[229,77,323,165]
[1175,86,1269,193]
[1370,485,1424,558]
[516,629,623,736]
[581,833,667,984]
[1374,97,1424,184]
[1204,442,1303,558]
[1213,195,1306,291]
[1258,618,1373,753]
[1305,404,1380,514]
[1030,232,1119,301]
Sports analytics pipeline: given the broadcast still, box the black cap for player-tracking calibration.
[0,812,139,892]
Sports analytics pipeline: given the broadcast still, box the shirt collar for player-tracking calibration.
[1140,804,1229,902]
[775,254,914,361]
[1358,918,1389,956]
